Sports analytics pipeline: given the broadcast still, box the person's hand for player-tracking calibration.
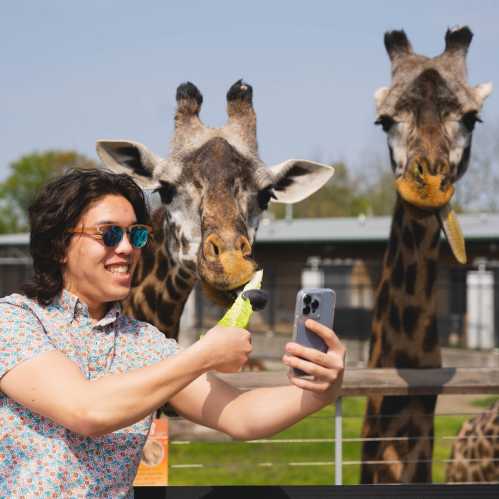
[282,319,346,399]
[198,325,253,373]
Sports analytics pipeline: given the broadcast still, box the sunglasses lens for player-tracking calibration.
[130,226,149,248]
[102,226,124,247]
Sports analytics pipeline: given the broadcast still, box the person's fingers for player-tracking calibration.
[304,319,344,351]
[285,343,344,370]
[287,371,331,392]
[282,354,341,382]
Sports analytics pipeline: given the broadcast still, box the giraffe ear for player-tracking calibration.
[374,86,390,110]
[267,160,334,204]
[96,139,163,189]
[474,82,493,107]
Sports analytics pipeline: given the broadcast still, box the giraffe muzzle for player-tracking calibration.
[395,158,454,210]
[395,158,466,264]
[199,233,258,304]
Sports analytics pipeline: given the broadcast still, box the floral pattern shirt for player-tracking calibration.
[0,290,178,498]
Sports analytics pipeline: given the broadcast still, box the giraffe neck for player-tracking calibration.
[124,207,198,339]
[370,196,442,369]
[361,195,443,483]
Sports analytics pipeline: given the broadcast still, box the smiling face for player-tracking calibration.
[63,194,141,319]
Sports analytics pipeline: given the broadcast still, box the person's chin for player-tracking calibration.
[109,270,132,287]
[106,281,132,302]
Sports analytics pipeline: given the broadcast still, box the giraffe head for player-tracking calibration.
[96,80,334,305]
[375,27,492,263]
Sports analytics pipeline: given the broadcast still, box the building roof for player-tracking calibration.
[2,213,499,246]
[0,233,29,246]
[255,213,499,244]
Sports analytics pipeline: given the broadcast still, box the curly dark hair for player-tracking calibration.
[23,168,149,304]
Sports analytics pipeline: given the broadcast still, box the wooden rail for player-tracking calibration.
[218,367,499,396]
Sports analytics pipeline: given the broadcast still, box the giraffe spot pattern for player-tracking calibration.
[386,230,398,267]
[421,395,437,415]
[394,351,418,368]
[143,285,157,311]
[389,302,401,332]
[402,305,421,338]
[394,203,404,227]
[405,263,417,295]
[177,267,193,281]
[411,220,426,246]
[423,317,438,352]
[391,254,404,288]
[425,259,437,298]
[402,226,415,251]
[380,396,411,418]
[414,453,430,482]
[155,255,168,281]
[157,298,177,329]
[141,247,155,277]
[430,228,440,249]
[131,260,143,287]
[381,329,392,356]
[166,275,181,301]
[175,274,190,290]
[181,234,190,254]
[376,281,390,320]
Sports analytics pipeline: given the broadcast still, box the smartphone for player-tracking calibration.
[291,288,336,376]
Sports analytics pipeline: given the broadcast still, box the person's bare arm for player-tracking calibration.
[171,320,345,440]
[0,325,252,437]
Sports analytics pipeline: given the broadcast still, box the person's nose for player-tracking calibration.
[115,231,134,255]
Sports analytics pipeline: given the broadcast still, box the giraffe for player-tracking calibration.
[446,400,499,483]
[360,27,492,483]
[95,80,334,339]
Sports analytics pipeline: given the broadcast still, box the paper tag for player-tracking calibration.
[133,418,168,486]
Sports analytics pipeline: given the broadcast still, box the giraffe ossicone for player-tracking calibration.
[96,80,334,338]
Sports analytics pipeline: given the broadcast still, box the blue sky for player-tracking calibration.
[1,1,498,181]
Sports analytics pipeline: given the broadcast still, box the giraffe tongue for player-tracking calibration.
[437,204,467,264]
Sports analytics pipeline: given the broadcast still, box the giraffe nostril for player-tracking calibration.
[211,241,219,257]
[237,236,252,257]
[204,234,224,260]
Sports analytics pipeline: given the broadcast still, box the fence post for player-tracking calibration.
[335,397,343,485]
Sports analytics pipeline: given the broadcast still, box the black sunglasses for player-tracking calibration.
[70,224,153,249]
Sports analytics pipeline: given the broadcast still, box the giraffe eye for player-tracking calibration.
[461,111,482,132]
[375,115,395,133]
[257,187,277,210]
[155,182,177,204]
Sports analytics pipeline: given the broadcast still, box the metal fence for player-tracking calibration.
[0,257,32,297]
[167,368,499,486]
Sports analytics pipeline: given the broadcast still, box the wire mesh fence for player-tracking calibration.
[167,370,499,486]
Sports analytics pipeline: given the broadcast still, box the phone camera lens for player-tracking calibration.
[302,306,311,315]
[311,299,319,311]
[303,294,311,305]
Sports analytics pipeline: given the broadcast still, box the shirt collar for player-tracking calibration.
[53,289,122,326]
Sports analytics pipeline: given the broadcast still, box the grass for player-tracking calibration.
[471,395,499,408]
[169,396,478,485]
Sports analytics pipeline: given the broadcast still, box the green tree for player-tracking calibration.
[0,150,98,233]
